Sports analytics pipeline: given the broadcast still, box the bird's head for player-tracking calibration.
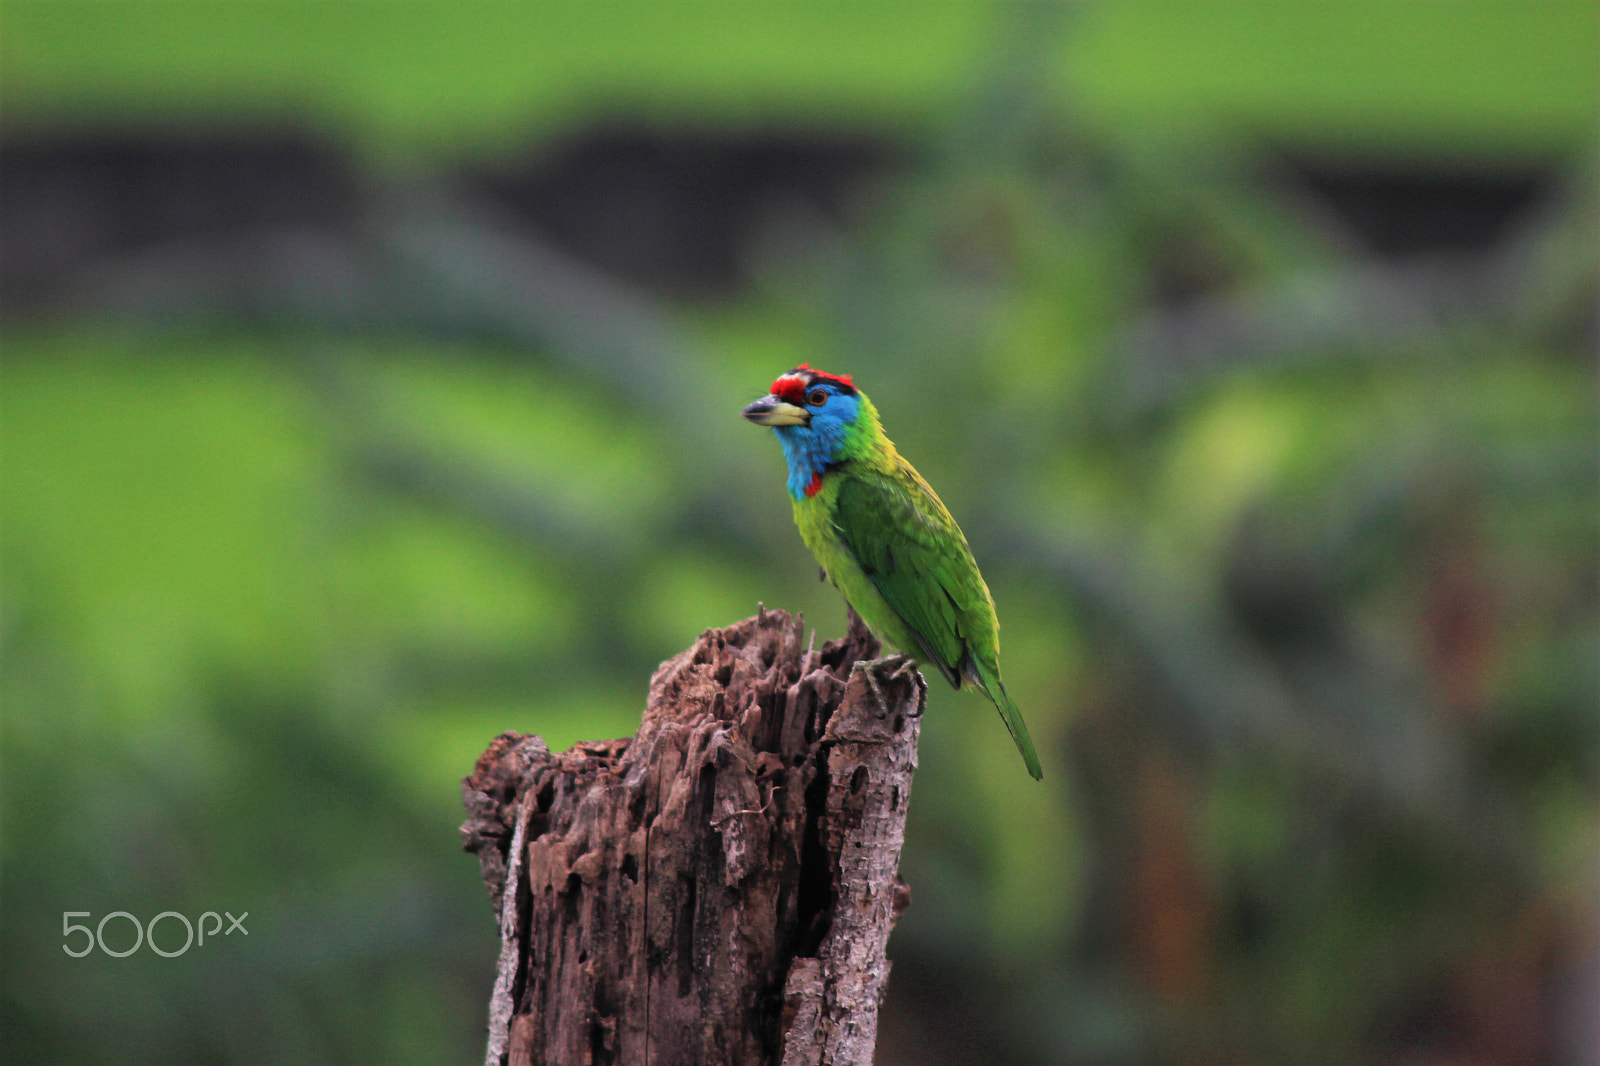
[742,365,861,437]
[743,366,869,497]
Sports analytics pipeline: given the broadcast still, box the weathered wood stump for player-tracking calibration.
[461,607,923,1066]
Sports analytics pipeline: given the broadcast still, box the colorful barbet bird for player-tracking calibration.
[743,365,1042,780]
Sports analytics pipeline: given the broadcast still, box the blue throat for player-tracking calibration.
[774,421,847,500]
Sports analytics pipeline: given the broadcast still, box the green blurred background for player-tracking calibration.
[3,3,1596,1063]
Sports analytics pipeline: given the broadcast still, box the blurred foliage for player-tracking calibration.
[3,3,1598,1065]
[4,1,1596,155]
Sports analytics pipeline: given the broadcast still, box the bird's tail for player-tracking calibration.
[970,660,1043,781]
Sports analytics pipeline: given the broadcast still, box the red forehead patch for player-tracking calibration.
[770,364,856,402]
[771,373,808,403]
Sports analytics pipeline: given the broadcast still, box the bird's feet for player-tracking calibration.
[861,654,919,717]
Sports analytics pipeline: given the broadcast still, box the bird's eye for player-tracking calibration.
[807,389,828,406]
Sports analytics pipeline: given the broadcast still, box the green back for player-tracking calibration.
[830,460,999,688]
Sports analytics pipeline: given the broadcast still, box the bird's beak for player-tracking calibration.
[742,395,810,427]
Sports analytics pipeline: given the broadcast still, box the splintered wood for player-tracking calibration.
[461,608,922,1066]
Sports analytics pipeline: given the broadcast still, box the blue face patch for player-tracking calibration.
[773,386,861,499]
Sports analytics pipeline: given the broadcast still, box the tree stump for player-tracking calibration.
[460,607,923,1066]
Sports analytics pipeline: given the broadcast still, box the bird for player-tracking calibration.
[742,365,1042,780]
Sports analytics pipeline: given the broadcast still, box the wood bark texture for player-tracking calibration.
[461,607,923,1066]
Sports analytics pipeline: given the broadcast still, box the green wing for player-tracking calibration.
[832,463,1043,780]
[830,463,993,689]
